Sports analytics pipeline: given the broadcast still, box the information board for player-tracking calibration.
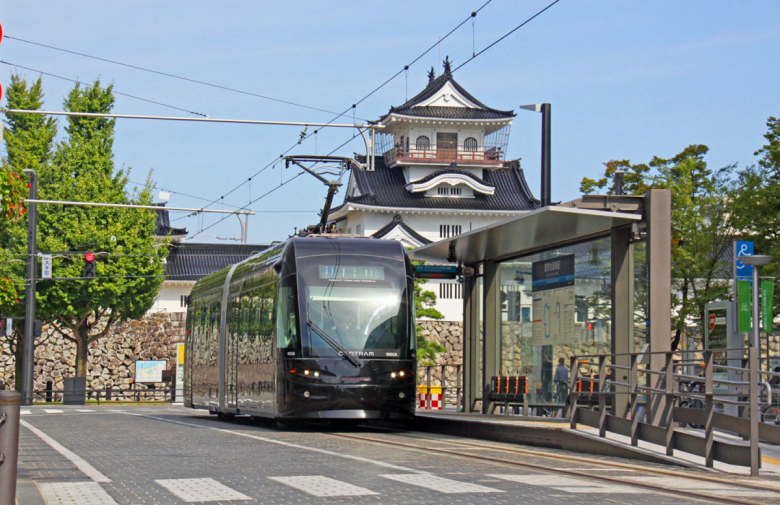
[705,306,729,364]
[135,360,167,383]
[532,255,575,346]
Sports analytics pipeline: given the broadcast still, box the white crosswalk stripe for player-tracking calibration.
[381,473,503,493]
[44,409,64,413]
[488,474,646,494]
[20,409,31,415]
[156,478,252,502]
[269,476,378,497]
[77,409,96,412]
[38,482,117,504]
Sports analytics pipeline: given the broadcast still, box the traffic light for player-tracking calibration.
[84,252,96,280]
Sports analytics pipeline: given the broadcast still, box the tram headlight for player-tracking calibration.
[303,370,310,376]
[399,392,405,399]
[303,391,311,398]
[399,371,405,377]
[391,372,397,379]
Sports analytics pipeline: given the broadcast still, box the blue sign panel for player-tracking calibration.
[415,264,457,279]
[735,241,754,278]
[532,255,575,292]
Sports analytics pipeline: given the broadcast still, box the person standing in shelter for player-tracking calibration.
[553,358,569,416]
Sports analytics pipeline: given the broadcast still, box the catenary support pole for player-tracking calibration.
[22,169,37,406]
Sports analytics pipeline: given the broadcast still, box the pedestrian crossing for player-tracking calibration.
[30,469,780,503]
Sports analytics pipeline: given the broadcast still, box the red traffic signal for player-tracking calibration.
[85,252,95,262]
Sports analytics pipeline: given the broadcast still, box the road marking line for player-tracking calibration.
[381,474,504,493]
[77,409,96,413]
[269,476,378,497]
[38,481,117,504]
[20,410,31,415]
[127,413,424,473]
[156,478,251,502]
[44,409,64,413]
[20,419,111,483]
[488,474,647,494]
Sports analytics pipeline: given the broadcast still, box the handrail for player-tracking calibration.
[567,346,773,476]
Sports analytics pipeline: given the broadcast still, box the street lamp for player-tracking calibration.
[520,103,551,207]
[739,254,773,348]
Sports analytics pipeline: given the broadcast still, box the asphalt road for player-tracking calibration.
[14,405,780,504]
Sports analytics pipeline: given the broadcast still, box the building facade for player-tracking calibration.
[328,59,539,320]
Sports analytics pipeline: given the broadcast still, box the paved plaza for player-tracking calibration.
[14,405,780,504]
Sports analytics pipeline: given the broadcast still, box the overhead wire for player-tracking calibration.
[2,35,368,120]
[0,61,208,117]
[172,0,495,226]
[453,0,563,73]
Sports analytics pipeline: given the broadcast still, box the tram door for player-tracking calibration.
[226,296,240,409]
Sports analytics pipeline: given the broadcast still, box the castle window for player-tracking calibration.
[355,224,362,235]
[416,135,430,150]
[440,224,462,238]
[464,137,478,151]
[439,282,462,299]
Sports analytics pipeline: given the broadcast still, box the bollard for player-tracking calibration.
[0,391,21,505]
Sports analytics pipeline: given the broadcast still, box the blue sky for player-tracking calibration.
[1,1,778,244]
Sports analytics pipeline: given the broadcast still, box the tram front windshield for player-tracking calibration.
[299,256,412,359]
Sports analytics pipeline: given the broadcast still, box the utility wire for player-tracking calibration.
[453,0,562,73]
[126,179,316,212]
[0,60,208,117]
[172,0,494,223]
[3,35,368,120]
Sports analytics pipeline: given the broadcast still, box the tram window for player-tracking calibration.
[276,276,299,356]
[250,292,262,335]
[241,295,251,336]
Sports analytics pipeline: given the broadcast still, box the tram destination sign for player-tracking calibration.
[414,264,458,279]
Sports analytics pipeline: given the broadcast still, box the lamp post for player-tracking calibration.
[520,103,551,207]
[739,254,773,349]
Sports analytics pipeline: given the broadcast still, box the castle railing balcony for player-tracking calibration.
[383,145,505,167]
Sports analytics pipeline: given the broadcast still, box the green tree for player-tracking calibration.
[0,75,55,220]
[0,74,58,390]
[580,145,733,342]
[730,117,780,314]
[411,261,446,366]
[18,80,166,379]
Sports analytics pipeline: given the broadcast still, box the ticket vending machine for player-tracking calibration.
[704,301,741,415]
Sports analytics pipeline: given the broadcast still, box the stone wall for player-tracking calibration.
[416,320,463,387]
[0,312,186,391]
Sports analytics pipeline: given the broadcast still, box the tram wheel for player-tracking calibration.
[275,419,299,430]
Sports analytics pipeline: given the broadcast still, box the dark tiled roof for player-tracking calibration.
[154,204,188,237]
[381,70,514,121]
[408,168,494,189]
[388,106,513,120]
[164,242,270,281]
[372,214,432,245]
[330,158,539,213]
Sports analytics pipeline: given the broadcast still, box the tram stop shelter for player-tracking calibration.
[409,190,672,421]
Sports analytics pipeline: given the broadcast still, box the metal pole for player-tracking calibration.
[0,108,382,130]
[0,391,21,505]
[752,265,760,349]
[540,103,551,207]
[22,170,37,406]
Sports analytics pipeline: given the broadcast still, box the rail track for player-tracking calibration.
[322,428,780,505]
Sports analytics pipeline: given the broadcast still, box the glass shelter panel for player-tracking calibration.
[498,237,612,407]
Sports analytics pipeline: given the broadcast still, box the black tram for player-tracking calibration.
[184,236,417,423]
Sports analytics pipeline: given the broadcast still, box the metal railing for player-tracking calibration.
[384,146,505,166]
[418,364,463,410]
[567,347,780,476]
[31,386,175,404]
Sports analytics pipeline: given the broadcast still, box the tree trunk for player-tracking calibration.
[74,326,90,378]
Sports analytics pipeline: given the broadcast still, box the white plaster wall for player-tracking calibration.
[149,283,194,314]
